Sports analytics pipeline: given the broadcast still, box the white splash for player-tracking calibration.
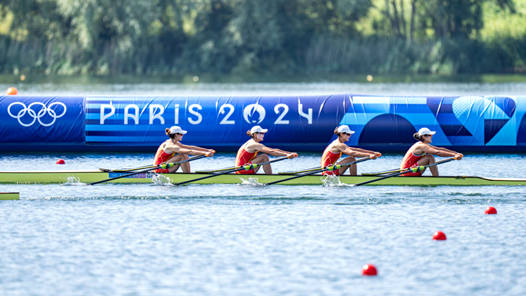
[239,177,263,186]
[151,174,173,186]
[321,175,353,187]
[63,176,86,186]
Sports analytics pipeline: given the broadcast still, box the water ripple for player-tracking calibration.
[2,153,526,295]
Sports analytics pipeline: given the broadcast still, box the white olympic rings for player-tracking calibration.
[7,101,67,127]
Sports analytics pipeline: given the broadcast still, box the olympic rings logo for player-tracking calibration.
[7,102,67,127]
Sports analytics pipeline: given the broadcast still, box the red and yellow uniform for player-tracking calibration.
[235,148,258,174]
[400,152,425,176]
[153,146,175,173]
[321,148,342,176]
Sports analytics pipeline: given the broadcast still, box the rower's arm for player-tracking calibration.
[259,146,297,158]
[177,147,210,156]
[178,143,214,152]
[342,147,373,158]
[422,145,457,157]
[352,147,382,156]
[431,145,458,154]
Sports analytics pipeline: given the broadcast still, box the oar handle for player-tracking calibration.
[354,157,457,187]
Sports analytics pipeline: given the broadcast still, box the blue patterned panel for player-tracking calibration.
[341,96,449,146]
[427,97,472,138]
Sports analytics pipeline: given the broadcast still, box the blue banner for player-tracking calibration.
[0,94,525,152]
[0,96,84,143]
[342,95,522,148]
[84,95,348,148]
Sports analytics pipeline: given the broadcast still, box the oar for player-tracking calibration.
[353,157,458,187]
[277,166,322,175]
[99,164,157,173]
[361,167,404,176]
[174,156,291,186]
[89,155,207,185]
[264,156,373,186]
[195,166,237,174]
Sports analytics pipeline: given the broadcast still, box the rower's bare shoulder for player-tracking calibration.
[415,142,434,153]
[246,141,263,151]
[334,142,349,151]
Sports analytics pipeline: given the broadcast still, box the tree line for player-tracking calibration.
[0,0,523,77]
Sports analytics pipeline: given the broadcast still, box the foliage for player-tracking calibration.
[0,0,524,76]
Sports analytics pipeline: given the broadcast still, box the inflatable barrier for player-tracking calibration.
[0,94,525,152]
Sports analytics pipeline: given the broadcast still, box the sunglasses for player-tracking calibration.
[342,133,352,136]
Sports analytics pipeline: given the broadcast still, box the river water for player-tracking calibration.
[1,82,526,295]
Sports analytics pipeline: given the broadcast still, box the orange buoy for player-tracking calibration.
[433,231,447,240]
[485,206,497,215]
[6,87,18,95]
[362,264,378,276]
[56,159,65,165]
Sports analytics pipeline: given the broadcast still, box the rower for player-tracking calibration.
[321,125,381,175]
[235,125,298,174]
[400,127,463,176]
[154,126,215,173]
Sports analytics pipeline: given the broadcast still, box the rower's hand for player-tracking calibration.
[205,150,215,157]
[454,153,463,160]
[369,153,379,159]
[287,153,298,159]
[375,152,382,158]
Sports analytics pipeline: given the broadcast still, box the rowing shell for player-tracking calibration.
[0,171,525,186]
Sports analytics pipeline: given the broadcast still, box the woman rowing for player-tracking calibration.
[321,125,381,175]
[235,125,298,174]
[154,126,215,173]
[400,127,463,176]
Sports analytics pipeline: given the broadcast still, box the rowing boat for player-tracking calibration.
[0,171,525,186]
[0,192,20,200]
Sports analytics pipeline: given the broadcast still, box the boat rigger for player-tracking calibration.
[0,171,525,186]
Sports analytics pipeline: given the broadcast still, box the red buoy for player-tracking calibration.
[433,231,447,240]
[485,206,497,215]
[6,87,18,95]
[56,159,65,165]
[362,264,378,276]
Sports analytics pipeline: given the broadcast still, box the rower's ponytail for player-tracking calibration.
[333,127,339,135]
[166,128,176,139]
[413,133,422,141]
[246,130,252,137]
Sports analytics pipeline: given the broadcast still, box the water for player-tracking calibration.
[1,153,526,295]
[1,82,526,295]
[5,80,526,96]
